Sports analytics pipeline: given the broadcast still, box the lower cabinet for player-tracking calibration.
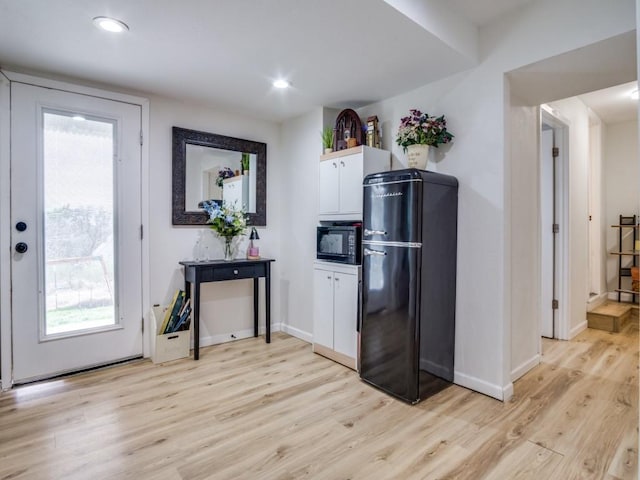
[312,261,360,370]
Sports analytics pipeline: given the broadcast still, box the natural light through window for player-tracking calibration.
[43,111,117,335]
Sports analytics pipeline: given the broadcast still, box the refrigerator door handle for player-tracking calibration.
[364,248,387,257]
[363,229,387,237]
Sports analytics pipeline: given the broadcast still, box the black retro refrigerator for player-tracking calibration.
[359,169,458,404]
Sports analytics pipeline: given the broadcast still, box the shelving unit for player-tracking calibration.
[611,215,638,303]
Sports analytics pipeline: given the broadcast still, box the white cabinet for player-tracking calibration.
[312,262,360,370]
[318,146,390,220]
[223,175,249,209]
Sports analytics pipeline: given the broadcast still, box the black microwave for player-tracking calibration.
[316,224,361,265]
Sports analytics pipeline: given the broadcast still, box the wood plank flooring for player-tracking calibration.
[0,322,637,479]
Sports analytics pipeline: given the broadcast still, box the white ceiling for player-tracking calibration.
[447,0,534,26]
[0,0,635,123]
[578,81,638,124]
[508,31,637,124]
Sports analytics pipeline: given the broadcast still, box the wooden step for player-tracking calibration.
[587,303,632,332]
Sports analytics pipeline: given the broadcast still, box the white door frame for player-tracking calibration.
[0,71,150,390]
[540,105,570,341]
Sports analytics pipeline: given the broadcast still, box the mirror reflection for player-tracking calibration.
[172,127,266,226]
[185,145,257,212]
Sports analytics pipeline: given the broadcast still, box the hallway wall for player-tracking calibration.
[604,119,639,299]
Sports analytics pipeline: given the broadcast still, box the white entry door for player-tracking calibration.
[11,82,143,383]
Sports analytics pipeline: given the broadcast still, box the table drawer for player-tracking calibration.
[211,264,260,281]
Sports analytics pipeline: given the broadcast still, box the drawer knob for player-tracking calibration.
[234,269,239,275]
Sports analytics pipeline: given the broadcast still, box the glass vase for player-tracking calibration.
[223,236,235,261]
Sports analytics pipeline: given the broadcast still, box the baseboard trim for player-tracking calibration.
[502,382,514,401]
[197,322,282,349]
[569,320,587,339]
[608,291,636,303]
[454,370,509,401]
[511,354,540,382]
[280,324,312,343]
[313,343,356,370]
[587,293,608,311]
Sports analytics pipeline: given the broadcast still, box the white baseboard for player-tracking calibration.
[280,324,312,343]
[587,293,608,311]
[502,383,514,401]
[197,323,282,349]
[608,291,636,303]
[454,370,510,401]
[511,354,540,382]
[569,320,587,339]
[189,322,312,350]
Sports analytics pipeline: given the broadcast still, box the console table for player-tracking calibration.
[179,258,275,360]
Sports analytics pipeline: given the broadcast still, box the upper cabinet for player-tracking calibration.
[318,146,390,220]
[222,175,249,210]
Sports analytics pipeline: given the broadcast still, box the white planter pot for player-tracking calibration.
[406,144,430,170]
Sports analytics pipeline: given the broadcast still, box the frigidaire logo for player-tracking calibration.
[374,192,403,198]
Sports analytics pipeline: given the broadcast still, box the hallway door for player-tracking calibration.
[540,126,556,338]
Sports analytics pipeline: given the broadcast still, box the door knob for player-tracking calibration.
[16,221,27,232]
[15,242,28,253]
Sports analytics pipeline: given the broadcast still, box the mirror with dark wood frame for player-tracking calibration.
[172,126,267,226]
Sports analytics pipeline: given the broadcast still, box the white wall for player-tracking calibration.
[278,107,323,341]
[508,95,540,381]
[148,96,284,346]
[353,0,635,400]
[604,119,639,298]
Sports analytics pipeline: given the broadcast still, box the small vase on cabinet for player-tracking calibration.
[406,144,429,170]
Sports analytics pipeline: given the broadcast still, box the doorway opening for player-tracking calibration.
[507,31,637,385]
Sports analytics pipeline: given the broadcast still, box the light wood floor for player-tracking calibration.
[1,323,637,480]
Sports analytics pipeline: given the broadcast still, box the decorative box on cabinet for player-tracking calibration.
[318,145,390,220]
[312,261,360,370]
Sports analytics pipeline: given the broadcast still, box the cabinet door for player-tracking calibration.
[222,177,242,208]
[313,267,335,348]
[318,159,339,214]
[338,153,363,215]
[332,271,358,359]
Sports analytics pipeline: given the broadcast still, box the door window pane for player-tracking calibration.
[43,111,116,335]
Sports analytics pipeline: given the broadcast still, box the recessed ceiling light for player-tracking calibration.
[630,89,638,100]
[273,79,290,89]
[93,16,129,33]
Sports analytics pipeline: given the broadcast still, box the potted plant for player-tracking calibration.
[396,109,454,169]
[216,167,235,188]
[321,127,334,154]
[241,153,250,174]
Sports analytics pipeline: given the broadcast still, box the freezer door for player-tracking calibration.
[360,243,421,403]
[363,174,422,243]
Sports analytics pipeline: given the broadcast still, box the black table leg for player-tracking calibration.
[253,277,259,337]
[193,280,200,360]
[265,262,271,343]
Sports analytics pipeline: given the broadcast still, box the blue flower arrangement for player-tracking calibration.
[202,200,247,239]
